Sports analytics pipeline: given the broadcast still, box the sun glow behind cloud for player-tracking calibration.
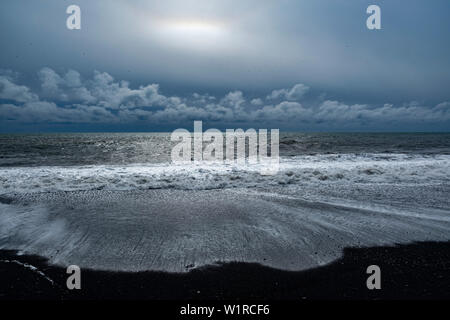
[151,18,230,52]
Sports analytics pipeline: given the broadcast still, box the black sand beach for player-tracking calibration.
[1,241,449,300]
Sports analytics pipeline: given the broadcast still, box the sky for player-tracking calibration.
[0,0,449,132]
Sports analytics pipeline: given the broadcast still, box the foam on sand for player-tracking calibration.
[1,187,449,273]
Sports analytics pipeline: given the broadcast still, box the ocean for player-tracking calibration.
[0,133,449,272]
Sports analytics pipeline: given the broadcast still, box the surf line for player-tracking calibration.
[171,121,280,175]
[1,259,55,285]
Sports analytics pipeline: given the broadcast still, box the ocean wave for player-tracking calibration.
[0,154,449,194]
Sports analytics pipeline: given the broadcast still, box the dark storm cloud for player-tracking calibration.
[0,0,450,131]
[1,68,449,131]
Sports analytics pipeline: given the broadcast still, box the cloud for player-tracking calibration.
[312,100,450,123]
[36,68,168,108]
[0,74,38,103]
[267,84,310,101]
[1,68,449,129]
[221,91,245,109]
[0,101,116,123]
[251,98,263,106]
[252,102,309,121]
[38,67,63,94]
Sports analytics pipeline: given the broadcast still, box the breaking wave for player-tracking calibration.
[0,153,449,194]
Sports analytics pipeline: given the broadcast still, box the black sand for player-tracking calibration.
[1,241,449,300]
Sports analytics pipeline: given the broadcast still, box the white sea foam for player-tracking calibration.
[1,259,55,285]
[0,154,448,194]
[0,203,79,260]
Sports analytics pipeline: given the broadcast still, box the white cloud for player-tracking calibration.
[1,68,449,128]
[0,75,38,103]
[267,84,310,101]
[220,91,245,109]
[251,98,263,106]
[38,67,62,94]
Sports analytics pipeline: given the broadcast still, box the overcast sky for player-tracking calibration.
[1,0,449,132]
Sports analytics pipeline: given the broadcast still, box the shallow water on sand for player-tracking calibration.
[1,184,449,272]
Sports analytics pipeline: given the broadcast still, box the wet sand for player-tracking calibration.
[2,187,450,273]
